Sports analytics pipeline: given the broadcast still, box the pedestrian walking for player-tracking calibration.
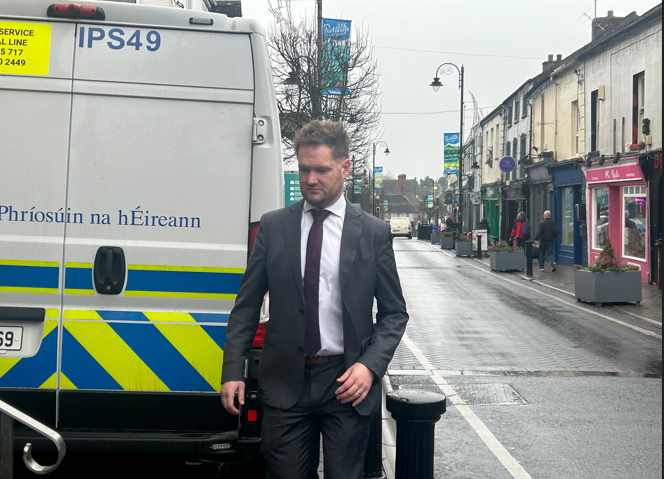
[221,120,409,479]
[535,210,559,272]
[477,217,491,236]
[509,212,531,248]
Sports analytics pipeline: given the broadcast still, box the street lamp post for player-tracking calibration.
[430,63,464,232]
[372,141,391,217]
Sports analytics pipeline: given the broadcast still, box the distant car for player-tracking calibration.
[390,217,412,239]
[632,218,646,230]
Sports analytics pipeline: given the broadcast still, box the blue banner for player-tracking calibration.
[322,19,352,95]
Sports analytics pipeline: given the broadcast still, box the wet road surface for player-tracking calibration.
[387,238,662,479]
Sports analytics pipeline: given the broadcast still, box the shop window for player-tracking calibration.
[593,187,609,249]
[562,187,574,246]
[632,72,645,145]
[623,185,647,259]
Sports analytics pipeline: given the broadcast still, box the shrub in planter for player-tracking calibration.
[440,231,455,249]
[488,241,524,272]
[455,234,473,257]
[574,239,642,306]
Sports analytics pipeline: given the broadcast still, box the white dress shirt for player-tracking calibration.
[301,195,346,356]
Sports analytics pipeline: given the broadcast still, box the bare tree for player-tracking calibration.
[267,0,382,167]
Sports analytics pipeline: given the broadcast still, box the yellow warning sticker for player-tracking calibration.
[0,22,52,76]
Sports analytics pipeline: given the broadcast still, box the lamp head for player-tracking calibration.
[598,155,606,166]
[384,148,391,156]
[613,153,621,164]
[282,71,297,85]
[430,77,443,92]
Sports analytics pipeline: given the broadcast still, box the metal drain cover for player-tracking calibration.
[449,383,527,406]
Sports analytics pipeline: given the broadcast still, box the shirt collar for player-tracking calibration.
[303,194,347,218]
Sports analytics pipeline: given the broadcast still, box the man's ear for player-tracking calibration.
[341,159,351,179]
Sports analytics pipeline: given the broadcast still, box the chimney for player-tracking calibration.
[557,54,563,62]
[592,10,627,41]
[398,174,406,196]
[542,54,561,72]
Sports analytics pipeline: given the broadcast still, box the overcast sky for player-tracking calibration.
[242,0,659,180]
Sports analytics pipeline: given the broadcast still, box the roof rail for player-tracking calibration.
[0,400,66,475]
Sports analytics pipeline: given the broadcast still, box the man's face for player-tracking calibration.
[298,145,351,209]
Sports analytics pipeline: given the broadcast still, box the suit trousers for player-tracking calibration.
[261,359,372,479]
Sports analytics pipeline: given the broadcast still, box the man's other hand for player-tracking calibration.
[335,363,374,407]
[221,381,245,415]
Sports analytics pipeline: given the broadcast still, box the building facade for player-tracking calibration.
[581,5,662,283]
[479,107,503,243]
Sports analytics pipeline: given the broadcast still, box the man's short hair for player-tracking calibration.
[293,120,350,162]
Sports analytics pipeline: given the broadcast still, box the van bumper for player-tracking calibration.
[13,429,261,462]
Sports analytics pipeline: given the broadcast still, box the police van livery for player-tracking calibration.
[0,0,281,465]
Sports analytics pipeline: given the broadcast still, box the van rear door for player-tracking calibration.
[0,15,76,426]
[59,12,255,431]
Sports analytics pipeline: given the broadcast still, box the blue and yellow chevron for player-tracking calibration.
[0,260,59,294]
[0,320,59,388]
[60,310,228,392]
[124,265,244,300]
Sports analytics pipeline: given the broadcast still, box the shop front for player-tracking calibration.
[501,185,527,242]
[643,150,662,285]
[550,160,588,267]
[525,161,553,229]
[482,185,501,244]
[585,158,650,283]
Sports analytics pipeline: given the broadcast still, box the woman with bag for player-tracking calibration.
[509,212,531,248]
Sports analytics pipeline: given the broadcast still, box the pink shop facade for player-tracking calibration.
[583,158,650,282]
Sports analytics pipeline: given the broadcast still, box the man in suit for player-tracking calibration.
[221,121,409,479]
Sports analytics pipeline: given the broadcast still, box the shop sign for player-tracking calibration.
[586,164,643,184]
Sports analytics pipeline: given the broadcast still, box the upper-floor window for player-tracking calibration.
[514,99,520,123]
[591,89,600,152]
[507,105,513,127]
[572,100,580,155]
[633,72,645,145]
[520,134,528,161]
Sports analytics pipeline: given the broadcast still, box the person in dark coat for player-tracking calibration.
[477,218,491,235]
[535,210,560,272]
[509,212,531,248]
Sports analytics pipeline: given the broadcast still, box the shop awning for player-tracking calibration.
[526,163,551,184]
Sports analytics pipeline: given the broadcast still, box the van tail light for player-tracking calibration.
[247,410,258,423]
[252,321,268,349]
[248,222,260,258]
[48,4,106,19]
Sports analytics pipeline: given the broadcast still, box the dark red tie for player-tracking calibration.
[304,209,331,358]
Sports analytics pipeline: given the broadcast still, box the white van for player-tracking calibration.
[0,0,281,469]
[390,217,412,239]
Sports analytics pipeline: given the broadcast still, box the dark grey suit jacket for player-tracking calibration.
[221,200,409,416]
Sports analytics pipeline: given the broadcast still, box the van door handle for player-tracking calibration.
[93,247,126,295]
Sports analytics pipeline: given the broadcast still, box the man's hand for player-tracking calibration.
[221,381,245,415]
[336,363,374,407]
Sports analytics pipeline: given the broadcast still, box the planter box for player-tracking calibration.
[490,250,525,272]
[574,270,642,306]
[440,236,455,249]
[455,242,473,257]
[431,232,441,245]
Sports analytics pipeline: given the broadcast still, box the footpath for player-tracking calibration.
[468,251,663,324]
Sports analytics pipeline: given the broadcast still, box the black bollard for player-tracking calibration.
[526,240,533,277]
[363,411,383,478]
[386,390,447,479]
[477,235,482,259]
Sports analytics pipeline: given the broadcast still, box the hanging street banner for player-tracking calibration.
[322,18,352,95]
[428,194,434,208]
[383,199,389,212]
[443,133,460,175]
[374,167,384,189]
[284,171,303,207]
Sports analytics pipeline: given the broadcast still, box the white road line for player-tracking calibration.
[401,334,534,479]
[462,263,663,340]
